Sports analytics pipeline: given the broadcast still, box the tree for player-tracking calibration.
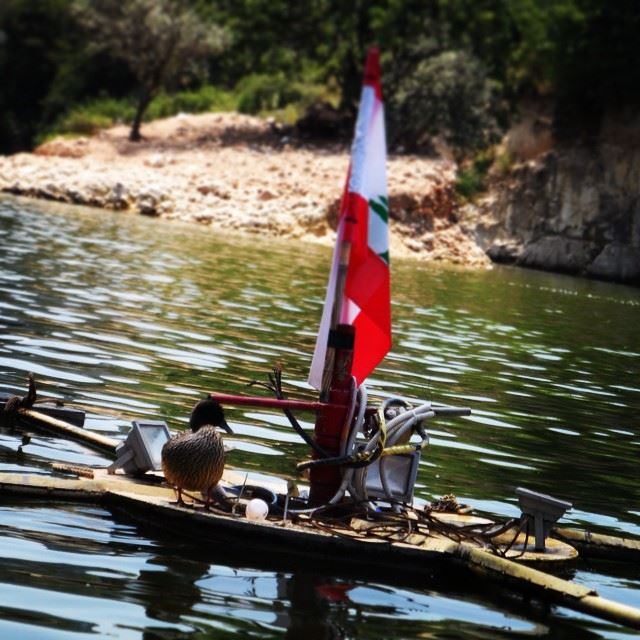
[386,32,502,155]
[0,0,77,152]
[72,0,227,141]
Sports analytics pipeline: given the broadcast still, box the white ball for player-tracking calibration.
[245,498,269,521]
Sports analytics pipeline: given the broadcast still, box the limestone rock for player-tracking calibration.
[587,243,640,283]
[517,236,599,274]
[107,182,129,210]
[479,119,640,285]
[486,242,522,264]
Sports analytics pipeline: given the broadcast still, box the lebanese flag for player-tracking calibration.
[308,48,391,389]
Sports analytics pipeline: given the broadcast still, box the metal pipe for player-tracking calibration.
[209,393,328,412]
[209,392,377,416]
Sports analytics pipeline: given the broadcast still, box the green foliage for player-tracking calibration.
[388,45,502,154]
[2,0,640,153]
[56,109,117,136]
[455,149,496,201]
[548,1,640,126]
[146,86,235,120]
[39,96,133,142]
[77,97,136,123]
[435,0,640,116]
[234,73,330,121]
[72,0,228,87]
[455,166,485,201]
[71,0,228,140]
[43,85,237,140]
[0,0,78,151]
[199,1,329,85]
[493,150,513,176]
[236,74,302,114]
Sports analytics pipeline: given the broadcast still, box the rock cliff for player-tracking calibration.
[477,112,640,285]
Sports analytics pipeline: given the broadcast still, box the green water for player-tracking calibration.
[0,195,639,639]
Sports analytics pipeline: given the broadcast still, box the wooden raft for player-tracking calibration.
[0,468,639,631]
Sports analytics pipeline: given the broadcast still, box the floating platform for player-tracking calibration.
[0,467,575,562]
[2,399,640,631]
[0,467,639,631]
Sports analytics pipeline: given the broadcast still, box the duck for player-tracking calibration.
[161,396,233,508]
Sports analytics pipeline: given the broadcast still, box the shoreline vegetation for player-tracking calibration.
[0,112,490,268]
[3,2,639,284]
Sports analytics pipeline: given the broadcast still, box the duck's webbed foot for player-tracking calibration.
[170,487,186,506]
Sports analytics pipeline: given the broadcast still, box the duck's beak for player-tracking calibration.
[219,418,234,434]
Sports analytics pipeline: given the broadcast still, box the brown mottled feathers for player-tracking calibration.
[161,425,226,492]
[161,397,232,502]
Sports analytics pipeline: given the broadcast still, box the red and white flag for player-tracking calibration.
[308,48,391,389]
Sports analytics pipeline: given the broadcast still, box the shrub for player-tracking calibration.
[236,73,304,114]
[493,150,513,176]
[388,46,503,155]
[455,165,485,201]
[146,85,235,120]
[41,85,235,141]
[455,149,496,201]
[58,111,113,135]
[47,97,134,138]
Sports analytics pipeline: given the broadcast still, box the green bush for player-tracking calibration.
[146,85,235,120]
[59,111,113,135]
[494,150,513,176]
[47,97,134,138]
[75,96,135,122]
[455,149,496,201]
[236,73,304,114]
[455,166,486,201]
[41,85,236,141]
[388,45,502,155]
[234,73,335,127]
[266,103,300,126]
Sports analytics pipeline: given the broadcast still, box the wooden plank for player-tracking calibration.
[106,488,462,567]
[105,490,640,630]
[553,526,640,562]
[428,511,578,563]
[456,544,640,629]
[0,470,172,499]
[17,408,119,455]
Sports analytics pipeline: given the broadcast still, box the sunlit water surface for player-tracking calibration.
[0,196,638,639]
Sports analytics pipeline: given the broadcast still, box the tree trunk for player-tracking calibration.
[129,88,152,142]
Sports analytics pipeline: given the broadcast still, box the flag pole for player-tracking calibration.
[308,47,390,504]
[308,47,389,395]
[310,227,354,505]
[319,232,351,401]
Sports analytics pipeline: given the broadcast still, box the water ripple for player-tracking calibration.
[1,197,640,639]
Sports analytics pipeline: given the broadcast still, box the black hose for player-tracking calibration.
[282,407,332,459]
[296,441,383,472]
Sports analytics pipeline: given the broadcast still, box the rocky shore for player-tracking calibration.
[470,107,640,286]
[0,112,489,267]
[474,142,640,285]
